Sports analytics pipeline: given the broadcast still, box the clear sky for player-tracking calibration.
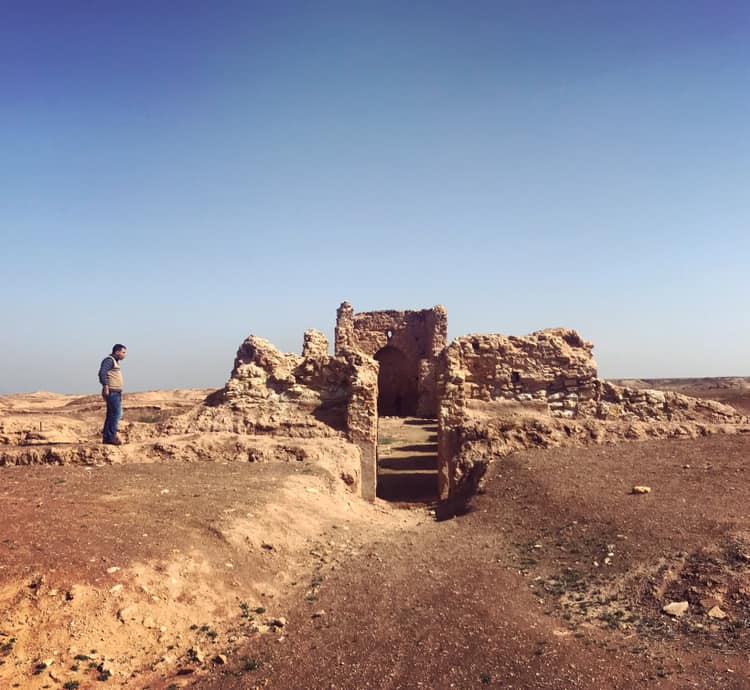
[2,1,748,394]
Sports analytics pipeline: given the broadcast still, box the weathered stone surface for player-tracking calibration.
[435,327,748,502]
[155,331,377,498]
[302,329,329,358]
[662,601,689,617]
[335,302,447,417]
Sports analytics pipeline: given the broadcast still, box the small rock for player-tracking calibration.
[632,486,651,494]
[189,646,205,663]
[109,584,123,594]
[662,601,689,617]
[708,606,727,620]
[117,605,140,623]
[213,654,227,665]
[312,610,325,618]
[106,566,121,574]
[268,616,287,628]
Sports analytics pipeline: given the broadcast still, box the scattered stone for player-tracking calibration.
[268,616,286,628]
[708,606,727,620]
[188,646,205,663]
[213,654,227,665]
[117,605,140,623]
[662,601,689,617]
[106,566,120,574]
[312,610,325,618]
[632,486,651,494]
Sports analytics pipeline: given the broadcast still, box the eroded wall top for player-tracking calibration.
[438,328,598,418]
[335,301,447,361]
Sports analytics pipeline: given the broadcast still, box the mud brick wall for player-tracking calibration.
[335,301,447,417]
[166,330,379,499]
[437,329,599,420]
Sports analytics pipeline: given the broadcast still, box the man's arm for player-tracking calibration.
[98,357,113,399]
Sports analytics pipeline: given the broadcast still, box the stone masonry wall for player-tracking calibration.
[438,329,599,420]
[436,329,749,503]
[335,301,447,417]
[164,330,379,499]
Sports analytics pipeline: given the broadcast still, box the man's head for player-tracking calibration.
[112,344,127,361]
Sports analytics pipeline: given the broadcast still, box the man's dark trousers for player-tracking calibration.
[103,390,122,442]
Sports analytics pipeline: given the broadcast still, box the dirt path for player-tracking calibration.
[376,417,438,503]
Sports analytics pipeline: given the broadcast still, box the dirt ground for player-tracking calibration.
[1,380,749,689]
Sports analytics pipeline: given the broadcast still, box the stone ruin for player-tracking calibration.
[335,301,447,417]
[6,302,744,505]
[163,301,747,506]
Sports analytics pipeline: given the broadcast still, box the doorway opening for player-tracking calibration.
[373,346,418,417]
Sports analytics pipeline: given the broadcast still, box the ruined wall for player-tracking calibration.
[335,301,447,417]
[438,329,599,419]
[436,329,749,503]
[164,330,379,499]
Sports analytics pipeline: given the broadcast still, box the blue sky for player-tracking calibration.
[1,1,748,394]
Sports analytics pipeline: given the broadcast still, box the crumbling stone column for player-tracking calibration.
[302,329,329,358]
[343,350,379,501]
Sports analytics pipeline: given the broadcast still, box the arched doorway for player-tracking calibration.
[374,346,418,417]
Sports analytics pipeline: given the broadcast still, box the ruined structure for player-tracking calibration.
[156,302,750,504]
[161,329,379,500]
[335,302,447,417]
[3,302,746,507]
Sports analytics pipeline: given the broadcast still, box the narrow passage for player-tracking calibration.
[376,417,438,503]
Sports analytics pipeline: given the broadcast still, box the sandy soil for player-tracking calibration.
[1,380,749,689]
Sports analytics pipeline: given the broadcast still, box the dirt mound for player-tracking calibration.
[610,377,750,415]
[0,455,407,689]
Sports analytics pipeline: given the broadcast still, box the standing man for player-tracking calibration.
[99,344,127,445]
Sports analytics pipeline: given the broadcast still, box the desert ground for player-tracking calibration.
[1,378,749,689]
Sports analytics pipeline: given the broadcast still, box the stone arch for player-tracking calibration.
[374,346,418,416]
